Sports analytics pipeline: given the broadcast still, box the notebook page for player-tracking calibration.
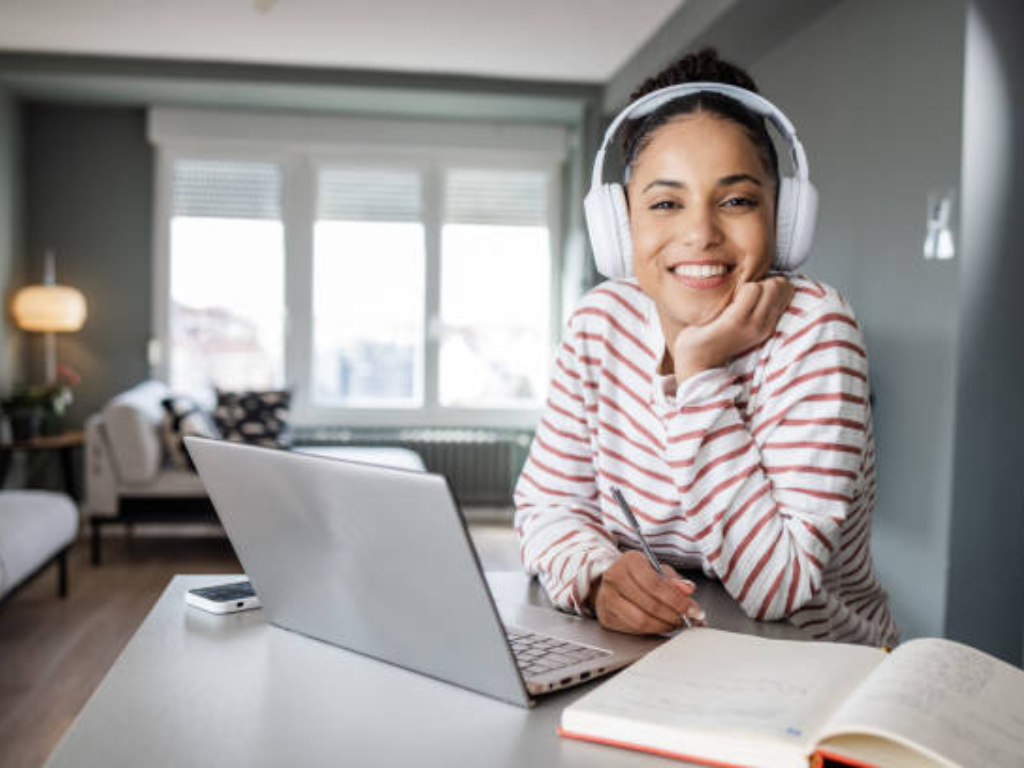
[562,628,885,767]
[819,637,1024,768]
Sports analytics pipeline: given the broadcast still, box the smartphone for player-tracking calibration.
[186,580,261,614]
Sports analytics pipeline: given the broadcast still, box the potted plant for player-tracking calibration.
[1,365,80,440]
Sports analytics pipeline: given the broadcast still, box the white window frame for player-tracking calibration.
[151,143,292,399]
[149,109,566,429]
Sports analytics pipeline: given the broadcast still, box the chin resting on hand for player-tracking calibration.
[671,276,795,383]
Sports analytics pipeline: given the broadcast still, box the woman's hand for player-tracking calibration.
[589,551,704,634]
[672,276,796,383]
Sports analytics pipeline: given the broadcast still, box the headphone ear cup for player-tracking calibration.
[773,177,818,272]
[609,184,633,277]
[584,183,633,278]
[774,177,797,271]
[788,179,818,271]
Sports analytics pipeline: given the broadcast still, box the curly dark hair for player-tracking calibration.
[621,48,779,189]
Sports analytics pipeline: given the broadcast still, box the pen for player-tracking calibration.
[611,486,664,575]
[610,486,694,629]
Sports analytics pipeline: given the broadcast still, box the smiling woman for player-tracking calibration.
[514,49,900,648]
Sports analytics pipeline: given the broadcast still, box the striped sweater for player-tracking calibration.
[514,276,899,647]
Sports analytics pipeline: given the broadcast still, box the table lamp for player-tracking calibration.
[11,249,88,384]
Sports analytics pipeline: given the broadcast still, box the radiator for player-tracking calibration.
[294,427,533,506]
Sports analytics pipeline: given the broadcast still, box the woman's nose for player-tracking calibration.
[678,205,722,251]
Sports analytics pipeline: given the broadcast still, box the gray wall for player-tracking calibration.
[24,104,152,426]
[945,0,1024,663]
[750,0,966,641]
[0,86,23,393]
[602,0,842,114]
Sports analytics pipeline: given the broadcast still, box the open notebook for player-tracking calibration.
[559,628,1024,768]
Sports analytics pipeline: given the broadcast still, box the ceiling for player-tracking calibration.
[0,0,684,84]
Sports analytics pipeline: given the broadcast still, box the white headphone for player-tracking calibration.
[584,81,818,279]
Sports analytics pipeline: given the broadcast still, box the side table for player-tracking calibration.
[0,430,84,500]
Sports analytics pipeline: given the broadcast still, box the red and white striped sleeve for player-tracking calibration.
[514,314,620,614]
[656,295,870,621]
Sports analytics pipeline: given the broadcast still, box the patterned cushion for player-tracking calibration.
[213,390,292,449]
[160,396,221,471]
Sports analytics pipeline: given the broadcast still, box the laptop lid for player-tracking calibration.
[185,437,532,707]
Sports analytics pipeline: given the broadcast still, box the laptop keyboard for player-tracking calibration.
[506,629,611,678]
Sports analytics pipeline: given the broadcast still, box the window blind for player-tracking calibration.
[317,168,421,223]
[172,160,282,220]
[444,169,549,227]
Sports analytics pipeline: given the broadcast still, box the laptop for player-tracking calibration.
[184,437,661,707]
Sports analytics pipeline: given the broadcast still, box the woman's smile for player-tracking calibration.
[667,260,734,289]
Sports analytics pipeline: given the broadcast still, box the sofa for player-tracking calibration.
[85,381,212,564]
[0,490,79,602]
[85,381,425,564]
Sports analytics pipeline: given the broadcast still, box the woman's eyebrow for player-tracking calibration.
[641,173,763,194]
[718,173,763,188]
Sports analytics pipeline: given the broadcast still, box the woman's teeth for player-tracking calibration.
[672,263,728,278]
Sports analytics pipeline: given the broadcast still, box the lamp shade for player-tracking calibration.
[11,284,88,332]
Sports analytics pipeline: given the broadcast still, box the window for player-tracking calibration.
[313,168,425,407]
[151,110,566,426]
[167,159,285,398]
[439,169,551,408]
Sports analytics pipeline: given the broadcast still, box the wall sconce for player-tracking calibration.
[923,188,956,261]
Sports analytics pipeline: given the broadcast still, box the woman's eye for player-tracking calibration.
[723,197,757,208]
[649,200,680,211]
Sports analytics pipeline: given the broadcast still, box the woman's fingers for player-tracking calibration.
[595,552,704,634]
[750,276,793,329]
[769,281,795,334]
[622,555,696,617]
[600,594,678,635]
[599,579,704,634]
[723,281,763,325]
[602,582,678,633]
[617,574,693,627]
[661,564,705,622]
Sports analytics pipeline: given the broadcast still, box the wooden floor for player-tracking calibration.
[0,521,519,768]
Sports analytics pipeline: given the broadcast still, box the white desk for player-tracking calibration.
[45,572,809,767]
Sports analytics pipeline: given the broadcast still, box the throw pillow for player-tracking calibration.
[213,389,292,449]
[160,396,221,471]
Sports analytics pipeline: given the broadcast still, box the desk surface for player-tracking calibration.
[46,572,809,767]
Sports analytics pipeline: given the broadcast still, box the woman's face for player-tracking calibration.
[627,112,776,338]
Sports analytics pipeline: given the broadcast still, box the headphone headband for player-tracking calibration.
[591,82,809,190]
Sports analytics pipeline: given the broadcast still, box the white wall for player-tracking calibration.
[751,0,966,640]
